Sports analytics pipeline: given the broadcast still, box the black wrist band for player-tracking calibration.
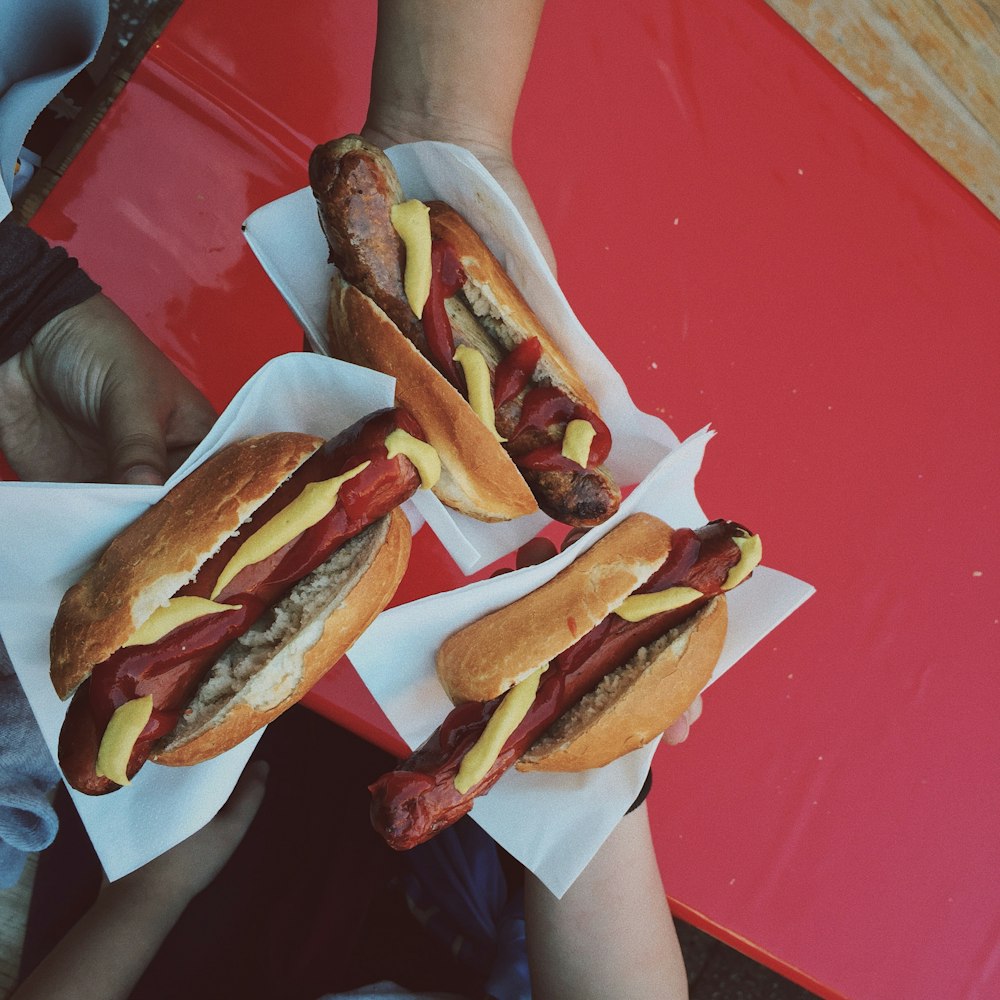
[625,768,653,814]
[0,217,100,364]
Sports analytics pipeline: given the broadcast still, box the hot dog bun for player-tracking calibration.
[151,508,410,765]
[50,432,323,700]
[436,513,675,703]
[329,271,536,521]
[51,426,416,788]
[435,514,729,773]
[517,597,726,771]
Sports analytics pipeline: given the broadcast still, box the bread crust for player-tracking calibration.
[327,270,538,521]
[427,201,599,413]
[436,513,675,703]
[151,507,411,766]
[517,597,727,772]
[49,433,323,700]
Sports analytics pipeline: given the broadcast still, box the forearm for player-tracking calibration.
[365,0,546,153]
[525,803,689,1000]
[12,762,267,999]
[12,882,189,1000]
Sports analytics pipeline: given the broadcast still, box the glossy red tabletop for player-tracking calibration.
[23,2,1000,997]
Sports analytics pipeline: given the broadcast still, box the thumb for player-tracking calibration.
[102,385,169,485]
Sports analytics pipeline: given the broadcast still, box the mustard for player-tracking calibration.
[453,345,505,441]
[210,462,370,600]
[390,199,432,318]
[561,419,596,468]
[124,596,241,647]
[454,665,546,794]
[95,695,153,786]
[384,428,441,490]
[614,586,705,622]
[722,533,763,590]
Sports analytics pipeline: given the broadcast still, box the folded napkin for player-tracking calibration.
[0,635,59,887]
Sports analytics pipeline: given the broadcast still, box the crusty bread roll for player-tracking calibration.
[51,429,414,784]
[328,271,537,521]
[370,515,744,848]
[435,513,730,774]
[517,597,726,772]
[436,513,675,703]
[50,432,323,700]
[152,508,410,765]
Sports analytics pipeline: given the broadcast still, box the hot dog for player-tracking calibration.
[369,513,761,849]
[51,408,439,795]
[308,134,622,527]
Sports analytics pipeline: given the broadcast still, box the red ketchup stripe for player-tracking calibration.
[421,240,467,390]
[494,336,543,409]
[424,239,613,473]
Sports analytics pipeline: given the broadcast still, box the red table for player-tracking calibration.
[22,2,1000,997]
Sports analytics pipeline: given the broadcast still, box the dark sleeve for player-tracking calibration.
[0,215,101,365]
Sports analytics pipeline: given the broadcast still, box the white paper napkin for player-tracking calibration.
[0,353,404,880]
[243,141,682,573]
[349,439,815,897]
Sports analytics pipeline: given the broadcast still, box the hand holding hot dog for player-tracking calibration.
[362,0,555,273]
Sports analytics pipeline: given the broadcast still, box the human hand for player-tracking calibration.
[0,293,216,484]
[361,121,556,277]
[104,760,269,911]
[663,693,703,746]
[361,0,554,272]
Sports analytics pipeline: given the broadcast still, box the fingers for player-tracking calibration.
[163,392,217,476]
[687,693,704,725]
[98,331,214,485]
[27,292,214,485]
[101,390,170,485]
[663,694,705,747]
[662,714,690,746]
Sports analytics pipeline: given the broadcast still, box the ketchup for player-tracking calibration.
[500,363,612,472]
[369,520,747,849]
[508,390,612,472]
[422,240,467,390]
[423,239,614,473]
[494,337,542,409]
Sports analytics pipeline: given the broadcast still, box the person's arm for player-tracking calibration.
[11,761,268,1000]
[361,0,555,274]
[524,800,689,1000]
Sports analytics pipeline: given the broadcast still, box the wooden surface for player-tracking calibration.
[763,0,1000,218]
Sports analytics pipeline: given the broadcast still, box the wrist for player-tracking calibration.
[100,872,196,922]
[362,107,512,160]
